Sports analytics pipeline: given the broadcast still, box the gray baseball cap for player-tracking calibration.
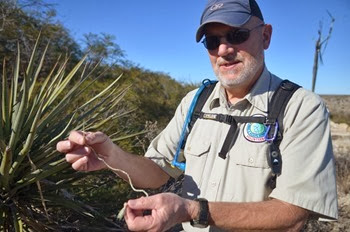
[196,0,264,42]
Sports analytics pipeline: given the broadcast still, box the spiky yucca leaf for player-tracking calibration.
[0,37,128,231]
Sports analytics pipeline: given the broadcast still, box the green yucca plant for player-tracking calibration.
[0,35,134,231]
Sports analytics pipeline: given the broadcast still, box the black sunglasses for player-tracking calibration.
[202,24,265,50]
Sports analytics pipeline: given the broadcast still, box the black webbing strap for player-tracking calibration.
[218,119,238,159]
[199,113,266,124]
[198,113,267,159]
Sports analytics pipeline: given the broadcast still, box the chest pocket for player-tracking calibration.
[184,140,211,189]
[229,139,271,169]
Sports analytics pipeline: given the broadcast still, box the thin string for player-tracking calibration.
[90,148,149,197]
[81,113,148,220]
[89,147,149,220]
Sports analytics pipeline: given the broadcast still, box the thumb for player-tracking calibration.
[127,196,157,210]
[84,131,115,154]
[68,130,86,146]
[85,131,109,145]
[67,131,108,146]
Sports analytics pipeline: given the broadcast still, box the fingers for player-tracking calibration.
[56,131,86,153]
[125,204,154,232]
[124,193,188,232]
[56,140,74,153]
[127,196,157,211]
[71,156,88,171]
[57,131,110,153]
[56,130,114,172]
[63,130,108,147]
[125,196,160,231]
[65,146,90,163]
[65,146,91,171]
[125,204,144,221]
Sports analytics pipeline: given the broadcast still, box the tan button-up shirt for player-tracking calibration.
[145,67,338,231]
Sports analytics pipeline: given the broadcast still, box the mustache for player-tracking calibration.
[217,55,241,66]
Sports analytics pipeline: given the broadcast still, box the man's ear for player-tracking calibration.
[263,24,272,49]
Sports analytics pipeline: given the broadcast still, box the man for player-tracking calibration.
[57,0,338,231]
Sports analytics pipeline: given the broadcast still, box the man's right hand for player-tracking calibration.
[56,131,116,172]
[57,130,170,190]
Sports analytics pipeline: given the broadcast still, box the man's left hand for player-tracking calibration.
[124,193,197,232]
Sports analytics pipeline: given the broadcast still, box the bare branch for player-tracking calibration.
[320,11,335,53]
[311,11,335,92]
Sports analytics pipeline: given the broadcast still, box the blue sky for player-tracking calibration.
[48,0,350,95]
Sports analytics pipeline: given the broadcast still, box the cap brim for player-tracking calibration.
[196,13,251,42]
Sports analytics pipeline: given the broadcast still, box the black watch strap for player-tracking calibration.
[190,198,209,228]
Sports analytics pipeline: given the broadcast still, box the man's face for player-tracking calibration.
[204,19,271,92]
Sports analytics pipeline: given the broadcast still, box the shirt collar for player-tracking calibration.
[208,66,271,113]
[245,66,271,113]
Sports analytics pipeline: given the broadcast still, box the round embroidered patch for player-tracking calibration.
[244,122,267,143]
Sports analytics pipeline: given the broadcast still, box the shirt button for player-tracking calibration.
[248,157,254,163]
[211,182,217,188]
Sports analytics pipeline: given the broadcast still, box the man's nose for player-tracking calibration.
[217,38,235,57]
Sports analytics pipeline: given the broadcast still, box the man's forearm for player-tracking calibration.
[207,198,309,231]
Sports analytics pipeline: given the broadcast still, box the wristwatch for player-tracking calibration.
[190,198,209,228]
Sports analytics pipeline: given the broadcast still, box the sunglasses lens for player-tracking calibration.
[203,36,220,50]
[227,29,250,44]
[202,28,252,50]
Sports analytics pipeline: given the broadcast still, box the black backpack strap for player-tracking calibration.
[266,80,301,142]
[218,120,239,159]
[266,80,300,188]
[189,82,217,131]
[181,80,217,149]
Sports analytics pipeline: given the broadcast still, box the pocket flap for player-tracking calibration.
[230,149,270,169]
[185,141,210,157]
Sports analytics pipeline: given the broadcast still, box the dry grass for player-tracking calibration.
[321,95,350,124]
[337,156,350,195]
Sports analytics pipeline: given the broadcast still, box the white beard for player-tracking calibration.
[216,51,264,89]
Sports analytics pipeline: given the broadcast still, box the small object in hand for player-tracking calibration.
[117,203,126,220]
